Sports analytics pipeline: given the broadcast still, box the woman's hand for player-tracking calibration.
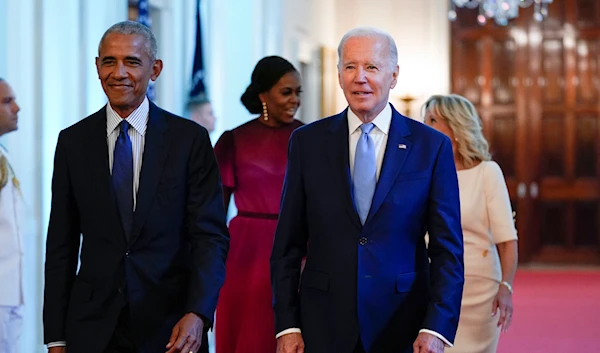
[492,284,513,333]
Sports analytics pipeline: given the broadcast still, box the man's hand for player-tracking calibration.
[413,332,444,353]
[277,332,305,353]
[48,347,66,353]
[166,312,204,353]
[492,284,513,333]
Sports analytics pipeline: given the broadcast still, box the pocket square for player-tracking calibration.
[398,144,407,149]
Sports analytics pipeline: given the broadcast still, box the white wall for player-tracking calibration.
[151,0,195,115]
[0,0,5,76]
[204,0,265,142]
[280,0,337,123]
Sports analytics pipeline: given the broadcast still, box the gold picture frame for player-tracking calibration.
[320,47,338,118]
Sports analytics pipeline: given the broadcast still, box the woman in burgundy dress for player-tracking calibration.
[214,56,303,353]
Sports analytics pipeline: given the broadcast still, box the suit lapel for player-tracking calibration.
[328,110,362,229]
[365,106,412,224]
[84,107,121,227]
[130,102,170,244]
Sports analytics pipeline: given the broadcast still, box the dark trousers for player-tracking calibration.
[104,306,137,353]
[104,306,210,353]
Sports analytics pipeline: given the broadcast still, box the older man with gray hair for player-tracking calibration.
[271,27,464,353]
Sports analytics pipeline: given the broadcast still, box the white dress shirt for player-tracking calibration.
[47,98,150,349]
[348,103,391,180]
[107,97,149,210]
[277,104,452,347]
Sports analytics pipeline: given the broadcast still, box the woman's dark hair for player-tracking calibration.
[241,56,297,114]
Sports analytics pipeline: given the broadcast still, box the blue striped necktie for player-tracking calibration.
[113,120,133,240]
[353,123,376,225]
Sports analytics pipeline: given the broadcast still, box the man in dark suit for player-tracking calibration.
[43,21,229,353]
[271,27,464,353]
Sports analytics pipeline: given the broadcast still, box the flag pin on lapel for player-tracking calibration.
[398,144,407,149]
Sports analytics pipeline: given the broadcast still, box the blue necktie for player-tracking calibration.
[113,120,133,240]
[353,123,376,224]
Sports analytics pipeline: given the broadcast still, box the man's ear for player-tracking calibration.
[150,59,163,81]
[390,65,399,89]
[95,57,101,79]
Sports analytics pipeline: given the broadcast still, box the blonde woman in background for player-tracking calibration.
[423,94,518,353]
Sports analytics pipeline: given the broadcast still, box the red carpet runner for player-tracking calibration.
[497,269,600,352]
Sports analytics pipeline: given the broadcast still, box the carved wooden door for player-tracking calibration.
[451,0,600,264]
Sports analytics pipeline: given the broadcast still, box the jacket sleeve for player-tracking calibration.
[43,131,82,344]
[270,131,309,334]
[184,127,230,326]
[422,136,465,343]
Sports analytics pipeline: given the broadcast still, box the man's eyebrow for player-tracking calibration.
[100,56,143,63]
[124,56,142,62]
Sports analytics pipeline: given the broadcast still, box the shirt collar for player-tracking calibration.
[347,103,392,135]
[106,97,150,137]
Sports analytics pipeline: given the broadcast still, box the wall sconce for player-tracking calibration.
[399,95,416,117]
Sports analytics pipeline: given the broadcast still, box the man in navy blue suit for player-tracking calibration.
[43,21,229,353]
[271,27,464,353]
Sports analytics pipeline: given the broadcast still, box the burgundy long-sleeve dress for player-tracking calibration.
[214,118,303,353]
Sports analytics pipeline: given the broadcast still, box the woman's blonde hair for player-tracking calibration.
[423,94,491,168]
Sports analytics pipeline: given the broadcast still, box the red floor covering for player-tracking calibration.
[497,269,600,352]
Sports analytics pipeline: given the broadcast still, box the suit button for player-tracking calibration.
[117,287,123,294]
[359,237,368,245]
[125,251,131,257]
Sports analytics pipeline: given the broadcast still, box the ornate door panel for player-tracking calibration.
[452,0,600,264]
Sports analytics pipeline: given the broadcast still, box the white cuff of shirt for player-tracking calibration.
[276,328,301,339]
[419,329,452,347]
[47,341,66,348]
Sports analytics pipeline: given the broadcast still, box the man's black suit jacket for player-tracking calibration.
[43,102,230,353]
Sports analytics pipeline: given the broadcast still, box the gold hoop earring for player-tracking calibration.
[262,101,269,121]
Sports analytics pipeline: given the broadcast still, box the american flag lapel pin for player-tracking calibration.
[398,144,407,149]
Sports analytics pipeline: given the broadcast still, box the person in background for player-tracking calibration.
[43,21,229,353]
[270,27,464,353]
[0,78,24,353]
[189,97,216,134]
[423,94,518,353]
[214,55,303,353]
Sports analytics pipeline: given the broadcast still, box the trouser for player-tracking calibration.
[104,305,210,353]
[0,305,23,353]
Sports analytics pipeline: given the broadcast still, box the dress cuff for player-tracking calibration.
[47,341,66,348]
[419,329,452,347]
[276,328,302,339]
